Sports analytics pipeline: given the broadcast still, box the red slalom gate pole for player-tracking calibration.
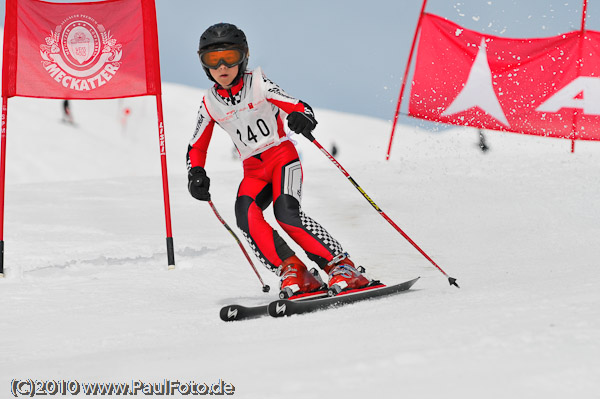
[208,200,270,293]
[307,133,458,287]
[571,0,588,153]
[0,97,7,277]
[155,96,175,270]
[386,0,429,161]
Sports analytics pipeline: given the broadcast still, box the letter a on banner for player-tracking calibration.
[1,0,175,276]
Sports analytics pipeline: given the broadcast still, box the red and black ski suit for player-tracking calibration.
[187,67,345,272]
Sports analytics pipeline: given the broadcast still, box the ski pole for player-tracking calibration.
[305,132,459,288]
[208,200,270,293]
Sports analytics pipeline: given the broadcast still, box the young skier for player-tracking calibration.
[187,23,370,297]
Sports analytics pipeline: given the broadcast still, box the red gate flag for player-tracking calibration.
[1,0,175,275]
[2,0,161,99]
[409,13,600,141]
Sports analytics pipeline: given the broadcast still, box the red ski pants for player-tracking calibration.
[235,141,344,272]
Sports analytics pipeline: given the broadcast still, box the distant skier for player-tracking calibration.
[331,142,338,157]
[186,23,369,297]
[479,129,489,152]
[62,99,74,124]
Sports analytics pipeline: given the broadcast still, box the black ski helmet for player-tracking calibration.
[198,23,249,83]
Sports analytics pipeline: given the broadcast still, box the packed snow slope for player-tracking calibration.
[0,82,599,399]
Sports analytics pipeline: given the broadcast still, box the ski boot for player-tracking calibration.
[277,255,325,299]
[324,253,370,296]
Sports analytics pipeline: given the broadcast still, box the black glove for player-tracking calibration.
[188,166,211,201]
[287,105,317,139]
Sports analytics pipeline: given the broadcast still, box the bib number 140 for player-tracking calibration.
[236,119,270,146]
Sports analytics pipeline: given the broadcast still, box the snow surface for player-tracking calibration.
[1,84,600,397]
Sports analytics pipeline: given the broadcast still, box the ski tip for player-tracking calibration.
[219,307,234,322]
[448,277,460,288]
[268,300,292,318]
[220,305,243,322]
[262,284,271,293]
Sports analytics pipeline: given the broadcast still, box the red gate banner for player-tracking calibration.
[2,0,161,99]
[1,0,175,274]
[409,13,600,141]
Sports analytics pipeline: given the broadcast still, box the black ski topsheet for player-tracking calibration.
[219,290,329,322]
[219,303,268,322]
[267,277,420,318]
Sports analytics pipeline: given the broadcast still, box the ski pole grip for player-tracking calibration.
[304,131,316,142]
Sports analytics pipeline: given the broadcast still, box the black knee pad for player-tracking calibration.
[235,184,273,231]
[235,195,253,233]
[273,194,302,227]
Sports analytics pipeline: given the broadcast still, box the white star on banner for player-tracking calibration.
[441,38,510,127]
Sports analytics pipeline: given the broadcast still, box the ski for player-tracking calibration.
[267,277,420,318]
[219,289,329,322]
[219,303,268,322]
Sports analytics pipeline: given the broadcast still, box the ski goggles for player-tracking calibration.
[199,48,246,69]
